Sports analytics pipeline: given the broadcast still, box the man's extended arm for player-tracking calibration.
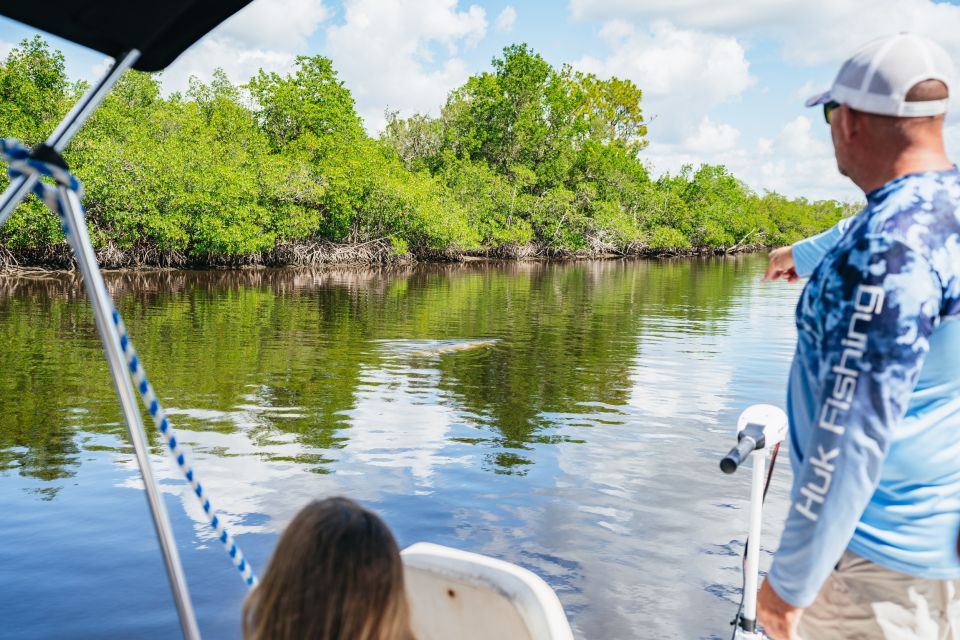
[765,216,858,282]
[766,237,940,607]
[791,217,852,277]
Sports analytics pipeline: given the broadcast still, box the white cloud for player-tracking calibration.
[643,115,859,202]
[682,117,740,154]
[774,116,828,159]
[219,0,330,51]
[495,6,517,32]
[89,55,113,81]
[343,359,467,484]
[161,39,297,95]
[752,116,855,200]
[571,0,806,30]
[325,0,487,132]
[159,0,330,95]
[575,20,754,141]
[566,3,947,200]
[795,79,825,101]
[569,0,960,67]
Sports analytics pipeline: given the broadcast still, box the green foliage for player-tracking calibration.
[247,56,364,154]
[385,43,845,255]
[647,226,690,250]
[0,36,71,248]
[438,155,533,246]
[315,137,476,251]
[438,44,648,193]
[0,35,68,142]
[0,37,848,261]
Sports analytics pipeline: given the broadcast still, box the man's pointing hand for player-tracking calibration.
[764,246,800,282]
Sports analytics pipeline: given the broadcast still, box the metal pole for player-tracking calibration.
[59,186,201,640]
[741,448,767,633]
[0,50,140,227]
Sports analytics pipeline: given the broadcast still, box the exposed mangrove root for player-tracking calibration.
[264,239,412,267]
[0,245,18,270]
[0,238,416,271]
[0,236,772,273]
[462,238,766,261]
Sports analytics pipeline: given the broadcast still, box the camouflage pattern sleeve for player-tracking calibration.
[767,233,942,607]
[792,216,858,277]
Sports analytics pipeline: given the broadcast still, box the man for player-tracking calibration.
[756,33,960,639]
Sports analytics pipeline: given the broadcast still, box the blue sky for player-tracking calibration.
[3,0,960,202]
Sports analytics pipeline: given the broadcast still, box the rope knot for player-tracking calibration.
[0,138,85,211]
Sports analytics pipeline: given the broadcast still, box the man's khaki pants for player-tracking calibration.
[798,550,960,639]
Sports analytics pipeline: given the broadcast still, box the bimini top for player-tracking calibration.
[2,0,256,71]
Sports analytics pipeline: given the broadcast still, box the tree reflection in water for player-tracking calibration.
[0,257,753,490]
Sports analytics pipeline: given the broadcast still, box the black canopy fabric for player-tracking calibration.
[2,0,256,71]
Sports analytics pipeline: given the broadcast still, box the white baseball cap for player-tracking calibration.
[806,33,955,117]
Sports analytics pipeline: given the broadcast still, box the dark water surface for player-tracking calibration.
[0,256,801,639]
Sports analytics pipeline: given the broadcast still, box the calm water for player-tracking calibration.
[0,256,802,639]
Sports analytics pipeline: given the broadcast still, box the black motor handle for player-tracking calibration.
[720,434,760,474]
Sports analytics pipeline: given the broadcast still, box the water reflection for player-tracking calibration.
[0,256,801,639]
[0,259,754,482]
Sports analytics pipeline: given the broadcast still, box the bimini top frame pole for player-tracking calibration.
[0,50,201,639]
[0,49,139,227]
[60,185,201,640]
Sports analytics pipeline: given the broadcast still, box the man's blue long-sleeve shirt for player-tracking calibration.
[768,168,960,608]
[791,216,855,277]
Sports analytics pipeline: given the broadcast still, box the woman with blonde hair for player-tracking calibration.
[243,497,414,640]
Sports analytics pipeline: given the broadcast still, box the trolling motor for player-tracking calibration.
[720,404,788,640]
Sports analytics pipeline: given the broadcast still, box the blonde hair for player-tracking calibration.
[243,497,414,640]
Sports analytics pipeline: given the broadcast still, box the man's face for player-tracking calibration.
[830,106,851,178]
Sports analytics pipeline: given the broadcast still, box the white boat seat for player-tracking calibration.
[402,542,574,640]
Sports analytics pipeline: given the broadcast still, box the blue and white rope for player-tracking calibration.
[113,310,257,586]
[0,138,258,588]
[0,138,83,215]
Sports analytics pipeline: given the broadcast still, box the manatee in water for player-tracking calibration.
[405,339,498,357]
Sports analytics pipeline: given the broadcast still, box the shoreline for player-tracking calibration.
[0,240,771,273]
